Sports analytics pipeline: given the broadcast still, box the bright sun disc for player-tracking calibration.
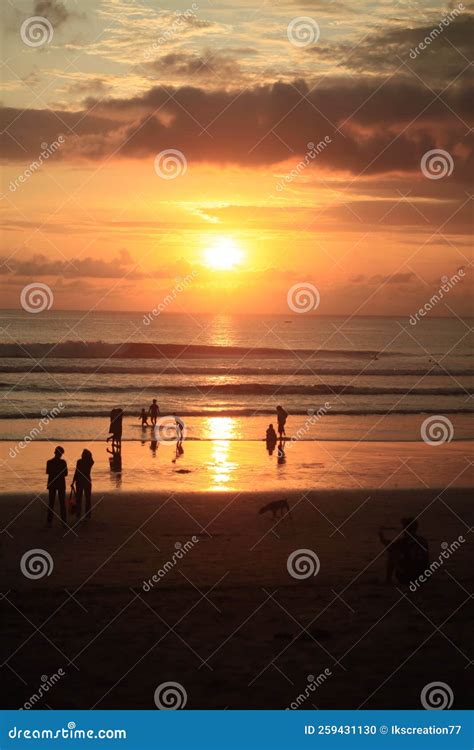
[204,238,243,270]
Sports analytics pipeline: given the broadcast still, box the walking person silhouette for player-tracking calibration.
[45,446,68,528]
[276,405,288,439]
[148,399,160,427]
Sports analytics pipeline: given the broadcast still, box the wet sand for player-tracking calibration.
[1,439,473,494]
[1,487,473,709]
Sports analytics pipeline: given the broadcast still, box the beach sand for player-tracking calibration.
[2,485,473,709]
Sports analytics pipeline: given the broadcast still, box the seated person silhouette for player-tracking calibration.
[379,517,429,584]
[266,423,277,455]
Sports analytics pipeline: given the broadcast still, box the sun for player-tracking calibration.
[204,237,243,270]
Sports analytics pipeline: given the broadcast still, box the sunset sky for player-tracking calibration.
[1,0,472,315]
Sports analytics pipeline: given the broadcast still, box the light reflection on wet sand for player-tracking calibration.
[0,437,472,494]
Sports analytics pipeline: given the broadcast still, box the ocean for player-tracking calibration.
[1,310,472,442]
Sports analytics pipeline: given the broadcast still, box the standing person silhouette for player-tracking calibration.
[266,423,277,455]
[276,405,288,439]
[107,407,123,452]
[71,449,94,521]
[139,408,148,428]
[148,399,160,427]
[45,446,68,528]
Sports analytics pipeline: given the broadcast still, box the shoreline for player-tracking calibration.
[1,440,472,494]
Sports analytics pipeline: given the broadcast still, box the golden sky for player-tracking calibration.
[0,0,472,315]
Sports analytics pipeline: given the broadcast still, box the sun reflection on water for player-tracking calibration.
[203,417,239,491]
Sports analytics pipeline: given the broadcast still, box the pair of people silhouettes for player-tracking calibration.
[46,446,94,527]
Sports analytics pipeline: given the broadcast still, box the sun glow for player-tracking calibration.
[204,237,243,270]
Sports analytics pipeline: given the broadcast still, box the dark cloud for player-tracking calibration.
[33,0,80,28]
[139,50,242,83]
[0,251,195,280]
[310,14,474,84]
[1,77,472,182]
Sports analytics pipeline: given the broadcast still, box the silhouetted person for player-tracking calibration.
[173,420,185,464]
[276,405,288,439]
[107,407,123,452]
[139,408,149,427]
[379,517,429,584]
[45,446,68,528]
[148,399,160,427]
[175,415,185,444]
[71,449,94,521]
[266,423,277,455]
[277,437,286,465]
